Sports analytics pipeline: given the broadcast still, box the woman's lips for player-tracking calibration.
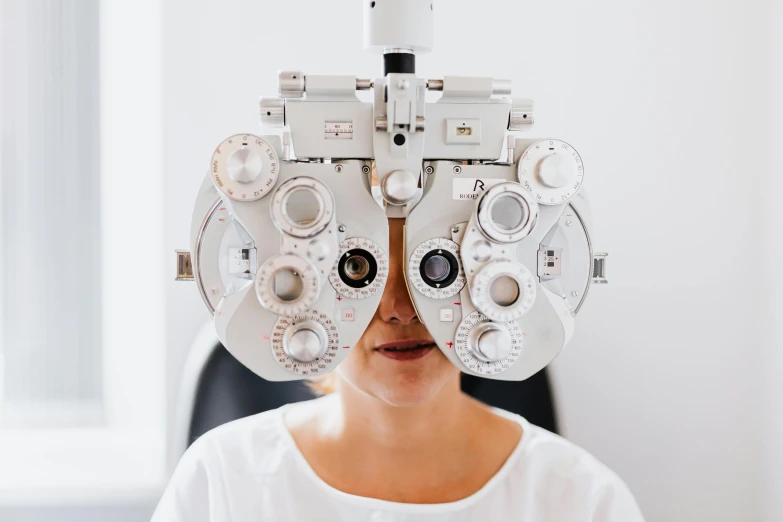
[374,339,437,361]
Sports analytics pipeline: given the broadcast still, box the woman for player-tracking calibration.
[152,219,645,521]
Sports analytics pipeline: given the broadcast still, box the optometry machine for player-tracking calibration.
[176,0,608,382]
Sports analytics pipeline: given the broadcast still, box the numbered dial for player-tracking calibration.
[211,134,279,202]
[329,237,389,299]
[471,260,536,322]
[271,176,335,239]
[408,238,466,299]
[455,311,523,376]
[476,182,539,244]
[271,311,340,376]
[255,254,320,317]
[518,139,583,205]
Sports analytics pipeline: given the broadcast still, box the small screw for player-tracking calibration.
[453,166,462,174]
[335,164,343,172]
[566,220,573,226]
[571,291,578,297]
[425,166,434,175]
[451,226,460,233]
[362,165,371,174]
[338,225,346,233]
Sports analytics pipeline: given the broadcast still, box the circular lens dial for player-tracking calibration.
[283,319,328,362]
[329,237,389,299]
[271,177,334,238]
[476,182,539,243]
[408,238,466,299]
[271,310,340,376]
[517,139,583,205]
[455,311,523,376]
[211,134,279,202]
[256,254,320,317]
[471,260,536,322]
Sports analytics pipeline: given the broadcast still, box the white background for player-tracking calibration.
[161,1,782,521]
[6,0,780,520]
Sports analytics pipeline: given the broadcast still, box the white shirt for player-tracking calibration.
[152,401,645,522]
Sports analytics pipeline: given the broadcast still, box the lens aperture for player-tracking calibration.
[419,249,460,289]
[424,255,451,282]
[344,255,371,281]
[490,194,526,231]
[489,275,520,307]
[273,269,304,302]
[337,248,378,289]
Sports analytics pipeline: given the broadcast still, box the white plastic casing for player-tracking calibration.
[363,0,434,54]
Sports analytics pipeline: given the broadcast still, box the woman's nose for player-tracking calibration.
[377,272,420,325]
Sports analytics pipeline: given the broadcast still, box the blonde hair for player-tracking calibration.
[307,373,339,395]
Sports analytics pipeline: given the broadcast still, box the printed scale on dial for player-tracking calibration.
[329,237,389,299]
[407,238,466,299]
[518,139,584,205]
[455,311,524,376]
[324,122,354,140]
[211,134,279,202]
[271,311,340,376]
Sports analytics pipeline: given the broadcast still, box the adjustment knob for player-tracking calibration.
[509,98,535,130]
[279,71,305,98]
[381,169,418,205]
[517,139,584,205]
[455,311,523,375]
[259,96,284,127]
[283,320,327,363]
[226,146,263,184]
[271,311,340,376]
[211,134,280,202]
[469,322,512,362]
[538,153,575,189]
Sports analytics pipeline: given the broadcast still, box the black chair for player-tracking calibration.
[187,342,558,447]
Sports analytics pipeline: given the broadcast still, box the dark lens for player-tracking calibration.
[424,255,451,282]
[344,255,370,280]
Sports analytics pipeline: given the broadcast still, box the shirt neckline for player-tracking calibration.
[275,400,531,514]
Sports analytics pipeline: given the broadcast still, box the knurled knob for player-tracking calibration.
[226,146,263,184]
[381,169,418,205]
[283,320,327,363]
[469,322,512,362]
[259,97,284,127]
[509,98,535,130]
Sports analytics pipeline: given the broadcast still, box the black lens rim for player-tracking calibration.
[419,249,460,289]
[337,248,378,289]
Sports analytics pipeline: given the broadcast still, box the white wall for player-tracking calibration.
[163,1,780,521]
[760,2,783,521]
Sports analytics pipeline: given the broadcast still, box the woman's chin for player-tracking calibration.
[367,359,459,407]
[336,343,460,407]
